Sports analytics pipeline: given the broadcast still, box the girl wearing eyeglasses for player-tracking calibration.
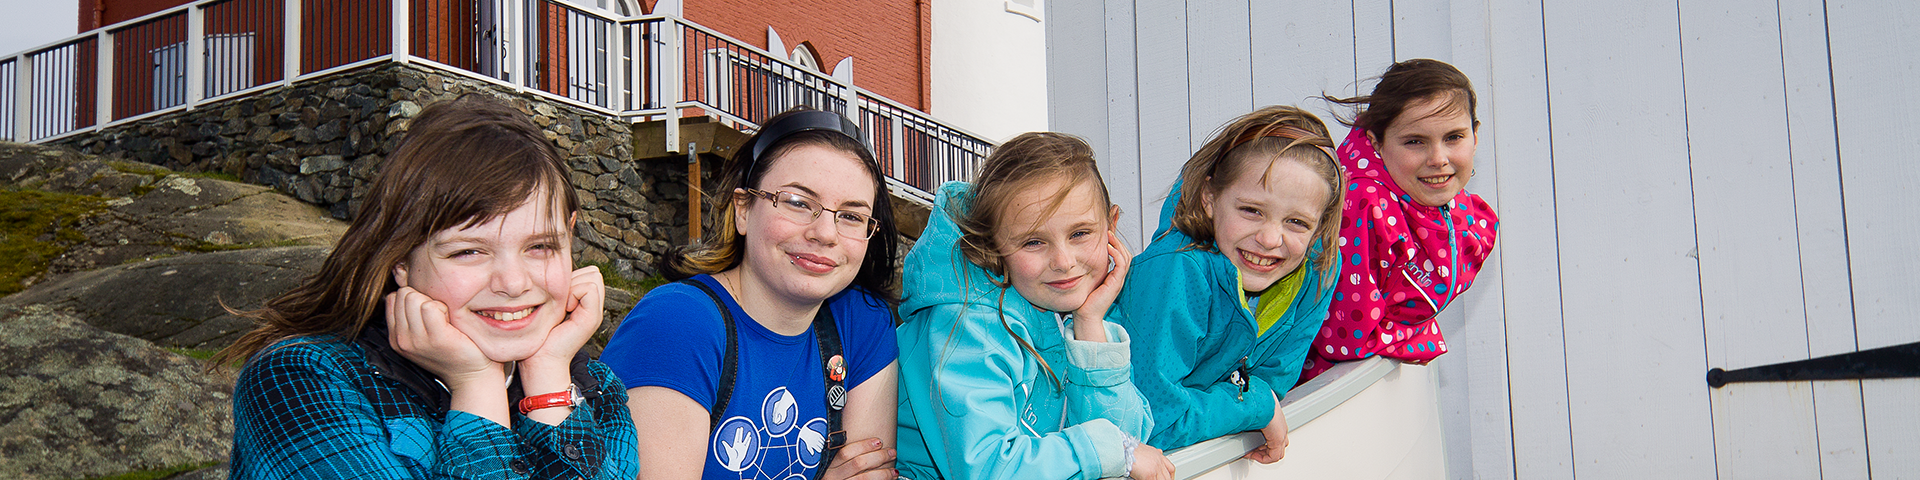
[602,108,902,480]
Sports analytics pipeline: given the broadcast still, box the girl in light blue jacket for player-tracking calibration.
[897,133,1173,480]
[1116,106,1344,458]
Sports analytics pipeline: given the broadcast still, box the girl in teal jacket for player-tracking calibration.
[897,133,1173,480]
[1116,106,1345,458]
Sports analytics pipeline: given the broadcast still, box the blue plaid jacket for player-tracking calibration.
[228,329,639,480]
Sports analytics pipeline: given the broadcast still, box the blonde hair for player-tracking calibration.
[1170,105,1345,286]
[949,132,1112,390]
[955,132,1111,280]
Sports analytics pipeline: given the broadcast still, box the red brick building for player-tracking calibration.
[79,0,931,110]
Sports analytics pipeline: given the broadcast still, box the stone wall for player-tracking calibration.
[51,61,701,280]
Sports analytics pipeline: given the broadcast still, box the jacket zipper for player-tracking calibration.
[1440,204,1460,311]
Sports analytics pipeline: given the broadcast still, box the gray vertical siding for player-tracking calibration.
[1044,0,1920,477]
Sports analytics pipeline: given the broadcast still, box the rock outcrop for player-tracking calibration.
[0,126,650,479]
[0,304,233,480]
[3,246,329,349]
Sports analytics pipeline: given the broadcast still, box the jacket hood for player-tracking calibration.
[1152,179,1183,241]
[899,181,1032,318]
[1339,128,1412,199]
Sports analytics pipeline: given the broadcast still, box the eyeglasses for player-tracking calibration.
[742,188,882,240]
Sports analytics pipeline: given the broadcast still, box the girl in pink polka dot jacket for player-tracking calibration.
[1300,59,1500,383]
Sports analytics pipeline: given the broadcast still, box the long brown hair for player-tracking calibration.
[662,107,900,301]
[214,94,579,366]
[1324,58,1479,142]
[949,131,1112,390]
[1169,105,1344,286]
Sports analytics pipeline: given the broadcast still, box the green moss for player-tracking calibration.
[0,189,106,295]
[105,160,171,177]
[577,260,665,294]
[183,170,245,183]
[81,460,221,480]
[119,253,180,265]
[631,273,668,294]
[163,347,221,361]
[164,345,245,370]
[179,237,305,253]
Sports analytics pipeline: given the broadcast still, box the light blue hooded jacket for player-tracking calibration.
[1114,184,1338,450]
[896,182,1154,480]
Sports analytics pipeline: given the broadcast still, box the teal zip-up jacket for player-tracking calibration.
[1115,186,1339,450]
[897,181,1154,480]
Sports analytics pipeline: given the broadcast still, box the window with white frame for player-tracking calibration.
[791,43,820,71]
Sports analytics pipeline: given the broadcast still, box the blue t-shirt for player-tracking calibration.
[602,274,898,480]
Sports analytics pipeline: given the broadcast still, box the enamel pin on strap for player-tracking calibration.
[518,383,583,415]
[1230,357,1251,401]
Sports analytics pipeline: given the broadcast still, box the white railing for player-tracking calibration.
[1,0,989,194]
[1167,357,1446,480]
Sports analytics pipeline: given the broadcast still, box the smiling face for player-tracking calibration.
[992,177,1117,313]
[395,189,573,363]
[733,143,877,306]
[1373,94,1478,207]
[1204,158,1331,293]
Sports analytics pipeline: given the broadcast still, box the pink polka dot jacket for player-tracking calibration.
[1301,128,1499,382]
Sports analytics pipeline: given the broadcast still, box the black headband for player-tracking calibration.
[744,109,865,178]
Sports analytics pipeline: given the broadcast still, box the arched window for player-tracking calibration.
[791,43,821,71]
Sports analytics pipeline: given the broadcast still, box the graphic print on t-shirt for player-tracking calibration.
[711,386,830,479]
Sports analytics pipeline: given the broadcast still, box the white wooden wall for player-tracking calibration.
[1044,0,1920,478]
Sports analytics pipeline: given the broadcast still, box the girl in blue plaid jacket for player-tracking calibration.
[214,95,639,479]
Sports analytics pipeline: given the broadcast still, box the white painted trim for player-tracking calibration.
[31,125,114,144]
[13,54,31,141]
[391,0,410,64]
[830,56,853,86]
[885,176,933,207]
[507,0,526,86]
[890,116,905,181]
[199,81,283,106]
[546,0,624,21]
[674,99,753,127]
[287,55,394,84]
[1167,358,1407,479]
[284,0,301,80]
[766,27,785,63]
[185,5,206,107]
[662,17,682,153]
[94,30,113,127]
[91,104,191,132]
[409,57,619,115]
[650,0,680,17]
[6,6,977,204]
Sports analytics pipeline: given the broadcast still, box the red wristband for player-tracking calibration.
[518,384,582,415]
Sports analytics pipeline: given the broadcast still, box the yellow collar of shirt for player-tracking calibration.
[1241,267,1306,337]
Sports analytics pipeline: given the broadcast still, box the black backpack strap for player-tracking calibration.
[679,279,739,432]
[811,301,847,479]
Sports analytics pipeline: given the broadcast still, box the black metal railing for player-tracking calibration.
[26,38,97,140]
